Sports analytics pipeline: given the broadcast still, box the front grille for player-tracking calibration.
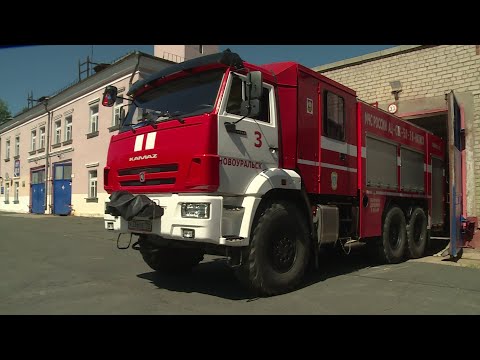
[118,164,178,176]
[120,178,176,187]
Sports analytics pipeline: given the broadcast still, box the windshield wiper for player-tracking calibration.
[156,111,185,124]
[143,118,158,129]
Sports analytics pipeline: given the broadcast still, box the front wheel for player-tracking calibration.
[138,236,204,274]
[236,201,311,296]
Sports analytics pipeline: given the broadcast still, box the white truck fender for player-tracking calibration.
[244,168,302,196]
[238,168,302,239]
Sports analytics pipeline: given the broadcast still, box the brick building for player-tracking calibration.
[314,45,480,222]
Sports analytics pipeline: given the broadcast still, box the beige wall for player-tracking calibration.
[0,112,49,213]
[68,76,136,216]
[317,45,480,217]
[154,45,218,63]
[0,73,140,216]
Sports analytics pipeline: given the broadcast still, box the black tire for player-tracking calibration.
[407,207,428,259]
[138,236,204,273]
[379,206,407,264]
[235,201,311,296]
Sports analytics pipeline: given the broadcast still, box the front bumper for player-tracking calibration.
[104,193,248,247]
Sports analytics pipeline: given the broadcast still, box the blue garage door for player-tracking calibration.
[31,169,45,214]
[53,163,72,215]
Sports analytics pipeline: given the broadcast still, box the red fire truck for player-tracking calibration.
[103,50,459,296]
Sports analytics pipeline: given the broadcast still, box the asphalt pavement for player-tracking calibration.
[1,211,479,314]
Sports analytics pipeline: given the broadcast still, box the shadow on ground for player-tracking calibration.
[137,258,251,300]
[137,239,453,300]
[137,243,386,300]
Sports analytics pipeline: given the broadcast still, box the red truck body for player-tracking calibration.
[103,51,450,296]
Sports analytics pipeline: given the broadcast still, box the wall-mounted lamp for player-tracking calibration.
[390,80,402,101]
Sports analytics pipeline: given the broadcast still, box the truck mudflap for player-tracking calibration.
[106,191,164,221]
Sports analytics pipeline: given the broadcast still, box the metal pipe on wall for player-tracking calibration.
[43,99,51,212]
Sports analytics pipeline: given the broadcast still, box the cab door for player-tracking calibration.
[217,72,279,195]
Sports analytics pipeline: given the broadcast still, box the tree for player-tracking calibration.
[0,99,12,125]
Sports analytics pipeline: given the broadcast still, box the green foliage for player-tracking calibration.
[0,99,12,125]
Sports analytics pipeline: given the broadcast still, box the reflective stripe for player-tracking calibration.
[297,159,319,166]
[365,189,431,199]
[321,136,357,157]
[134,134,144,152]
[320,136,366,158]
[298,159,357,173]
[320,162,357,173]
[145,132,156,150]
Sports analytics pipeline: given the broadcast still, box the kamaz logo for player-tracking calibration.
[129,154,158,162]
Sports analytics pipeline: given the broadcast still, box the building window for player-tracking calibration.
[31,130,37,151]
[65,116,73,141]
[4,183,9,203]
[112,98,123,127]
[39,127,45,150]
[14,182,19,203]
[5,139,10,160]
[55,120,62,145]
[15,136,20,157]
[90,104,99,133]
[88,170,97,199]
[323,91,345,141]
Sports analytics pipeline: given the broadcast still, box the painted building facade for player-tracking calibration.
[0,47,216,217]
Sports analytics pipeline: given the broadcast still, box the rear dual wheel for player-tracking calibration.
[379,206,428,263]
[406,207,428,259]
[379,207,407,264]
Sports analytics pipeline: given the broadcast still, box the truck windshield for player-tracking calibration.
[121,68,226,132]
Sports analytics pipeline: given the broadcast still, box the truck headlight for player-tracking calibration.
[181,203,210,219]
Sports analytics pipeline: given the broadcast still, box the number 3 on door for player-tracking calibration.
[254,131,262,148]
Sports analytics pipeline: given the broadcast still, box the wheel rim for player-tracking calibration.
[389,216,401,250]
[269,226,297,273]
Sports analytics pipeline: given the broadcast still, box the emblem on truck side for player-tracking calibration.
[331,172,338,191]
[139,171,146,183]
[129,154,158,162]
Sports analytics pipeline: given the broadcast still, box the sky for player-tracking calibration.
[0,45,396,116]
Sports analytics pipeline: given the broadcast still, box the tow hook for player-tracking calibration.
[117,233,134,250]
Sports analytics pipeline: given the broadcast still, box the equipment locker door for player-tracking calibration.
[447,91,464,257]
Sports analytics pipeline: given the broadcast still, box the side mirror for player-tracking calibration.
[245,71,262,100]
[240,71,263,118]
[102,86,118,107]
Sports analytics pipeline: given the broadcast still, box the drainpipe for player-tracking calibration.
[129,52,142,87]
[42,98,51,213]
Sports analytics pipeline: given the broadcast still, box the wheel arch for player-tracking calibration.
[238,169,314,242]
